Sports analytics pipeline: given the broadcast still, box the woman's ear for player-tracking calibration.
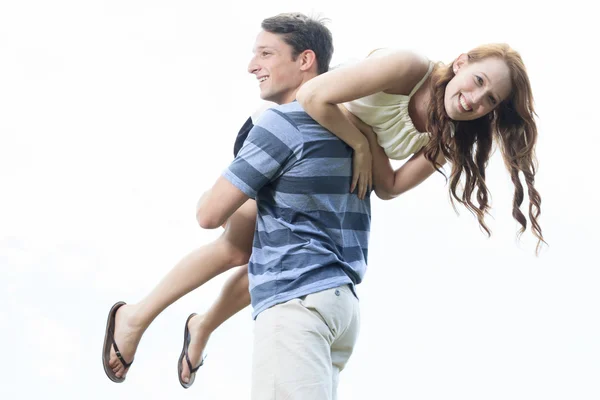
[453,53,469,74]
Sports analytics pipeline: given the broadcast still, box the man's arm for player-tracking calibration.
[196,107,300,229]
[198,103,274,228]
[195,176,250,229]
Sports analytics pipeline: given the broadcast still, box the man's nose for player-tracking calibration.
[247,57,259,74]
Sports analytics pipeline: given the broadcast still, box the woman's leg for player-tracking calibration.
[108,200,257,379]
[180,264,251,383]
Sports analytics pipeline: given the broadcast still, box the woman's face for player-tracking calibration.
[444,55,512,121]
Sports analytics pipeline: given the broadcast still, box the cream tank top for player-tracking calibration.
[343,49,434,160]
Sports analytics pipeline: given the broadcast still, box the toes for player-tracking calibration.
[110,355,122,369]
[181,362,189,382]
[182,356,194,383]
[114,366,128,379]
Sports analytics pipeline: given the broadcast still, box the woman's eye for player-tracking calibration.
[476,75,483,85]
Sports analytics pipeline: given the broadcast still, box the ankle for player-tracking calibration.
[190,314,214,337]
[125,303,153,332]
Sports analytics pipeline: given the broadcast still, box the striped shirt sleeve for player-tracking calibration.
[223,108,302,198]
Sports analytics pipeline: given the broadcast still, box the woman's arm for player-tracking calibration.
[378,149,445,200]
[343,107,445,200]
[297,50,429,199]
[366,128,445,200]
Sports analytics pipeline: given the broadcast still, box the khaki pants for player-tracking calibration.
[251,285,360,400]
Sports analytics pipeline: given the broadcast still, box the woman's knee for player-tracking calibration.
[229,246,251,267]
[217,237,251,267]
[214,200,255,267]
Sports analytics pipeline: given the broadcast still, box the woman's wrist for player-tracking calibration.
[352,136,370,152]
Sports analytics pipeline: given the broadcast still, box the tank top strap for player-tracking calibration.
[408,62,434,97]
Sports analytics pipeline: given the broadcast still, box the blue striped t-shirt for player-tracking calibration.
[223,101,371,319]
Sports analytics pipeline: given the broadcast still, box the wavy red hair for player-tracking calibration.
[423,43,545,253]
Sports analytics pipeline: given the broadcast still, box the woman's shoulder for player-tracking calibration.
[366,48,432,95]
[368,48,430,68]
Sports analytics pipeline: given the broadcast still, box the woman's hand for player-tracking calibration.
[339,106,374,199]
[351,145,372,199]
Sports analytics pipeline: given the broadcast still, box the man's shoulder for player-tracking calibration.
[248,103,306,153]
[260,102,307,127]
[270,102,331,134]
[256,102,301,127]
[253,102,310,141]
[272,100,304,114]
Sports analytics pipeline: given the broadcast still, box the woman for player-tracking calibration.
[103,43,544,388]
[299,44,543,243]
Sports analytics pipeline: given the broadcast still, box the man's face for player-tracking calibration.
[247,30,304,105]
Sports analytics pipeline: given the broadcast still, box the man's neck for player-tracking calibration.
[280,72,319,104]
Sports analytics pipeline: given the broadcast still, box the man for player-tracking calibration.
[196,13,371,399]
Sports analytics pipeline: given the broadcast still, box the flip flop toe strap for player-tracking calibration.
[184,346,204,373]
[111,334,133,369]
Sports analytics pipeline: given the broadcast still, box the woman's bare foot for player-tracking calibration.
[107,304,146,379]
[180,314,211,384]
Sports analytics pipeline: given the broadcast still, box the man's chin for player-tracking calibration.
[260,92,273,102]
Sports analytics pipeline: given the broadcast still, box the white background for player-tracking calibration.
[1,1,598,399]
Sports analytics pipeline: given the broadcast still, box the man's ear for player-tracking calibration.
[452,53,469,74]
[299,49,317,72]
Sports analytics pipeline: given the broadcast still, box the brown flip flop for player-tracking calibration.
[102,301,134,383]
[177,313,206,389]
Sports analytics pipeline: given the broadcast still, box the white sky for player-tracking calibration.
[1,1,598,399]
